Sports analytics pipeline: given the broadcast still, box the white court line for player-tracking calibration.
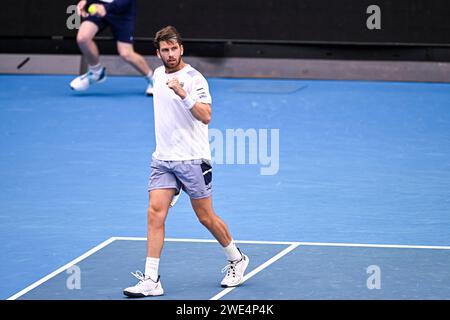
[7,237,117,300]
[8,237,450,300]
[115,237,450,250]
[296,241,450,250]
[112,237,298,245]
[210,243,301,300]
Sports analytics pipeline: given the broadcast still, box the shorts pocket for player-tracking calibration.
[200,161,212,185]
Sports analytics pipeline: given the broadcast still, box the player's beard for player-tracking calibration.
[163,56,182,71]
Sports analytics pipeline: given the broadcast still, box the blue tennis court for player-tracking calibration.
[1,74,450,300]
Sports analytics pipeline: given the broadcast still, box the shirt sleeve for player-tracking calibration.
[191,74,212,104]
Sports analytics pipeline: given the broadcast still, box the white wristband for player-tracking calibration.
[181,95,195,110]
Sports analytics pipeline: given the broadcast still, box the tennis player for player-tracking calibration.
[70,0,154,95]
[123,26,249,297]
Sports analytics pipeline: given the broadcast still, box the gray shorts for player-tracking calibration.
[148,158,212,199]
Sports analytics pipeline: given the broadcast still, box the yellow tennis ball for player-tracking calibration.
[87,5,97,15]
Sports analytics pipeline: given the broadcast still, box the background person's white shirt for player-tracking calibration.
[152,64,212,161]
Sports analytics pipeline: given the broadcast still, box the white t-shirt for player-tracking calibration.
[151,64,212,161]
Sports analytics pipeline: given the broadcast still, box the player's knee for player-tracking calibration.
[77,34,93,47]
[147,205,166,227]
[197,209,217,228]
[198,215,213,228]
[119,50,134,62]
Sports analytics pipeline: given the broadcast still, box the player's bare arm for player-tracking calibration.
[77,0,88,17]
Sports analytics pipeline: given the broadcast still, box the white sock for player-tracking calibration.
[145,257,159,281]
[223,240,242,262]
[88,63,103,74]
[145,70,153,83]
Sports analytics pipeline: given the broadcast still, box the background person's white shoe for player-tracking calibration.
[70,67,107,91]
[220,250,249,287]
[146,82,154,96]
[123,271,164,298]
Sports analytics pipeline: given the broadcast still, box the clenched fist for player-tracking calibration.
[166,77,186,99]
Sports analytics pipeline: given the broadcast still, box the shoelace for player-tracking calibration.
[131,270,146,283]
[222,261,237,278]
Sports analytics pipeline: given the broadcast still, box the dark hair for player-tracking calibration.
[154,26,182,49]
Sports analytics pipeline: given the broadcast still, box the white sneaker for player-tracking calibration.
[70,67,107,91]
[123,271,164,298]
[146,82,154,96]
[220,250,249,288]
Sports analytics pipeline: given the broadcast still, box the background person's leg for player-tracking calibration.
[77,21,101,66]
[117,41,153,95]
[117,42,152,76]
[70,20,106,91]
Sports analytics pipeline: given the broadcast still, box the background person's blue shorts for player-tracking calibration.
[83,14,136,44]
[148,158,213,200]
